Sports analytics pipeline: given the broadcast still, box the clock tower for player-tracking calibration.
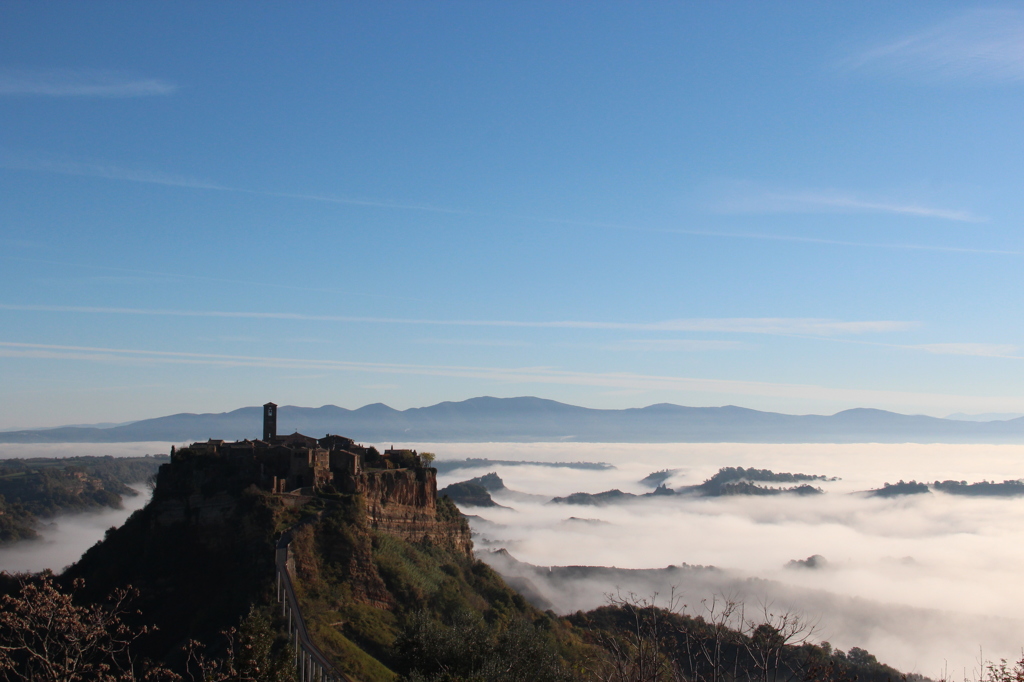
[263,402,277,442]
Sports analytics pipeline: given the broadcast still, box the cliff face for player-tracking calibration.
[148,447,472,558]
[355,467,472,556]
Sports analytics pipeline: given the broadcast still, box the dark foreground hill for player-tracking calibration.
[5,397,1024,443]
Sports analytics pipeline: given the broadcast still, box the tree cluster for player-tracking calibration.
[567,593,915,682]
[0,576,294,682]
[0,455,165,544]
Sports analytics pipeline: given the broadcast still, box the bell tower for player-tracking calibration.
[263,402,277,442]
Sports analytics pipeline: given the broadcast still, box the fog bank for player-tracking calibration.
[0,442,175,460]
[405,442,1024,678]
[0,485,152,574]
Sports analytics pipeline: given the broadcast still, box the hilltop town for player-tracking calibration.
[157,402,466,558]
[181,402,431,494]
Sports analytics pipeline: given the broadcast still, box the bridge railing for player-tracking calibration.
[276,524,353,682]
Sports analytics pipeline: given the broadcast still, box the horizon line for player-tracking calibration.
[2,395,1014,433]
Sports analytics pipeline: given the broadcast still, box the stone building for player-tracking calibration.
[157,401,468,556]
[177,401,424,494]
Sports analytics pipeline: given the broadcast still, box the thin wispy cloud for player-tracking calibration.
[576,216,1015,255]
[0,154,467,214]
[848,9,1024,84]
[415,338,533,348]
[0,304,915,337]
[2,155,1013,256]
[769,191,980,222]
[0,255,422,302]
[672,230,1018,255]
[706,181,983,223]
[0,69,176,97]
[605,339,749,352]
[0,340,1017,411]
[791,334,1024,361]
[0,155,224,190]
[913,343,1021,358]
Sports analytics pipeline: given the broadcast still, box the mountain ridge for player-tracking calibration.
[4,396,1024,444]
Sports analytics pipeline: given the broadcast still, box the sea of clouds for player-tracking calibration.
[0,442,168,573]
[410,442,1024,679]
[3,440,1023,677]
[0,484,152,574]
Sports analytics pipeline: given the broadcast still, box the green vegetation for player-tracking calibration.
[867,480,931,497]
[933,479,1024,496]
[437,481,503,508]
[0,455,166,544]
[568,596,923,682]
[865,478,1024,498]
[685,467,829,496]
[552,467,829,505]
[639,469,679,488]
[437,472,508,507]
[394,610,572,682]
[552,489,636,506]
[284,492,572,681]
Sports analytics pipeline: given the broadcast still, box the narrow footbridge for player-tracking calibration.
[276,521,355,682]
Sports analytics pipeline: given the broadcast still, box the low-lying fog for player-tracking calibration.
[5,440,1022,676]
[0,442,176,460]
[0,484,152,574]
[408,442,1024,679]
[0,443,169,573]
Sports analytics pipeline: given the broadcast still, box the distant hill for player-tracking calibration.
[946,412,1024,422]
[4,396,1024,443]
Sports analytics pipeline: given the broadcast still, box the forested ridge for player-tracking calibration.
[0,455,166,544]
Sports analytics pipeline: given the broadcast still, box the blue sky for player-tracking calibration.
[2,2,1024,428]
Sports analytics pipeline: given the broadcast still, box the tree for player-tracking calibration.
[0,575,159,681]
[739,601,817,682]
[587,593,681,682]
[676,594,742,682]
[987,656,1024,682]
[182,606,295,682]
[394,610,569,682]
[0,577,293,682]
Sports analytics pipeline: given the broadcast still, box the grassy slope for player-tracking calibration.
[289,496,585,681]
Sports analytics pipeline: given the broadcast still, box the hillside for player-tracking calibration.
[0,455,165,544]
[5,397,1024,443]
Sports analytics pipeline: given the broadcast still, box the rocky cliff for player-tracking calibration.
[146,444,472,558]
[355,467,472,556]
